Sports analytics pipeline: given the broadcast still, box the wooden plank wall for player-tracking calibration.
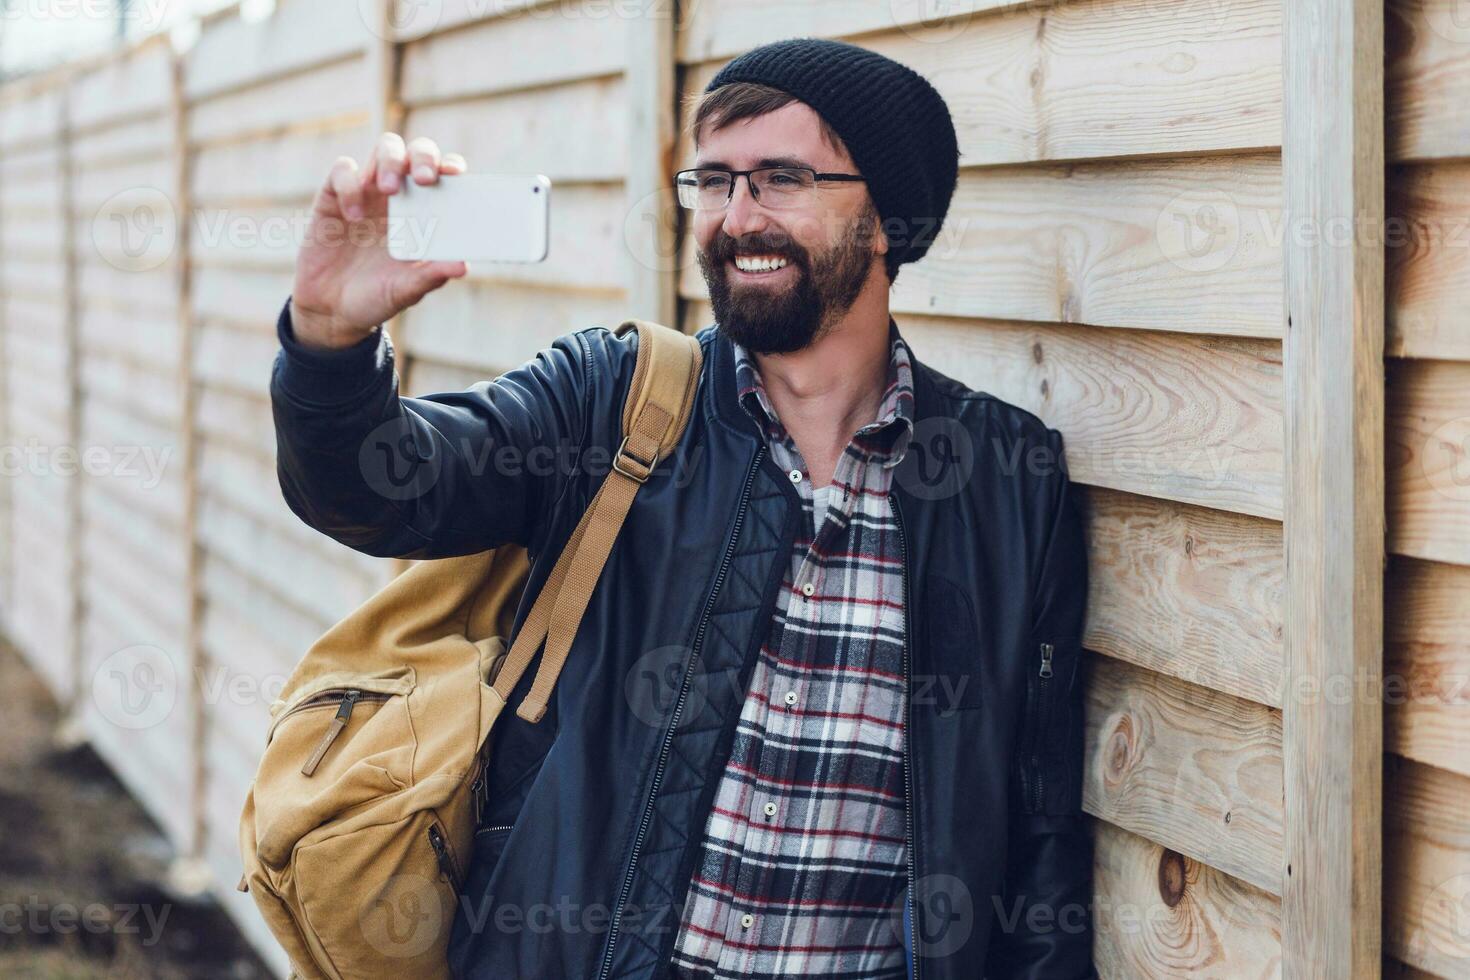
[676,0,1299,975]
[675,0,1294,975]
[1,0,1459,976]
[177,1,382,967]
[1383,0,1470,975]
[0,74,79,700]
[390,0,653,395]
[65,36,198,849]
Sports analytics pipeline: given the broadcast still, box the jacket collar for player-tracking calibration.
[705,314,941,441]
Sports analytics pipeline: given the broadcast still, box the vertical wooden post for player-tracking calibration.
[369,0,416,582]
[625,0,677,328]
[1281,0,1384,975]
[59,80,84,713]
[169,39,207,864]
[0,87,9,630]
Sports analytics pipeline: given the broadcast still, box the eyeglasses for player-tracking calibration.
[674,167,866,211]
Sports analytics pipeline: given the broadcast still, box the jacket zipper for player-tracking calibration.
[595,445,765,980]
[891,493,920,980]
[1030,643,1054,812]
[477,824,516,835]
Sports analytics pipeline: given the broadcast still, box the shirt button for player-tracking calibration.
[801,582,815,597]
[788,468,802,483]
[763,801,778,817]
[740,913,754,929]
[783,691,797,706]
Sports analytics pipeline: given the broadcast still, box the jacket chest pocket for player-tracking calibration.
[923,575,986,714]
[1016,636,1084,815]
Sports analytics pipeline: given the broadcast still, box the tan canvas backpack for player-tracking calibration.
[237,319,702,979]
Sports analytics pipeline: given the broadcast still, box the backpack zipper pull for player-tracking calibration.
[1039,642,1054,678]
[301,690,361,776]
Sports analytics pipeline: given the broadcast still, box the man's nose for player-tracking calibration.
[721,174,768,239]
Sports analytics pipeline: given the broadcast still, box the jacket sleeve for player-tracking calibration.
[985,425,1096,979]
[269,295,592,560]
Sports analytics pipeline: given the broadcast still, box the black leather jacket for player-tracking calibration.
[269,298,1095,980]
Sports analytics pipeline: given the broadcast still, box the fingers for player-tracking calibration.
[391,260,468,309]
[407,137,443,185]
[329,156,365,221]
[359,133,466,196]
[368,131,408,194]
[312,156,360,220]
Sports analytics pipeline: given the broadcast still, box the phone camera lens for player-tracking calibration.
[533,186,540,193]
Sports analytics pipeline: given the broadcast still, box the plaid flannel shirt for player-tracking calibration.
[669,318,916,979]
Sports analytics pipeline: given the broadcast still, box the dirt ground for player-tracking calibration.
[0,634,273,979]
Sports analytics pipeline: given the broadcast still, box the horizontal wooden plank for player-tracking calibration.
[399,1,624,105]
[1084,654,1285,896]
[1386,556,1470,778]
[70,114,174,168]
[878,311,1282,518]
[71,155,177,211]
[68,42,172,131]
[1387,0,1470,163]
[681,0,1279,167]
[389,0,548,39]
[73,259,176,315]
[196,489,384,629]
[1387,358,1470,566]
[191,264,293,328]
[187,54,368,146]
[183,0,370,102]
[679,0,1032,62]
[0,83,65,148]
[194,384,275,462]
[1084,487,1283,707]
[1092,817,1281,978]
[192,316,282,395]
[1384,756,1470,975]
[403,73,628,183]
[398,278,628,375]
[189,203,309,272]
[678,154,1285,340]
[1387,161,1470,361]
[190,122,371,206]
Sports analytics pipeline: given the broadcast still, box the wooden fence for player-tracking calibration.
[0,0,1464,976]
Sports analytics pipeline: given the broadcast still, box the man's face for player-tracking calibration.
[692,102,885,356]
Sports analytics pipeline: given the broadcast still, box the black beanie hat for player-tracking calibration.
[703,36,960,271]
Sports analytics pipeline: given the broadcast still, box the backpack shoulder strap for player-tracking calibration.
[490,320,702,722]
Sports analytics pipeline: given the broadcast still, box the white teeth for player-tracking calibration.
[734,255,789,272]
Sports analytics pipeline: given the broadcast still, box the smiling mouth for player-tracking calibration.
[728,257,795,279]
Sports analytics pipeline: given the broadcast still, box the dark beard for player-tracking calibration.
[699,205,878,355]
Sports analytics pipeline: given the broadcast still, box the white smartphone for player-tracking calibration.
[386,172,550,263]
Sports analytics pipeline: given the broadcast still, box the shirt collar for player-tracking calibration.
[732,316,916,468]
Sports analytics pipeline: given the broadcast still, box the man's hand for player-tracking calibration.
[290,132,469,351]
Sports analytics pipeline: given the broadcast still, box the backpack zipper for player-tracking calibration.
[428,822,463,891]
[293,689,390,777]
[595,444,764,980]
